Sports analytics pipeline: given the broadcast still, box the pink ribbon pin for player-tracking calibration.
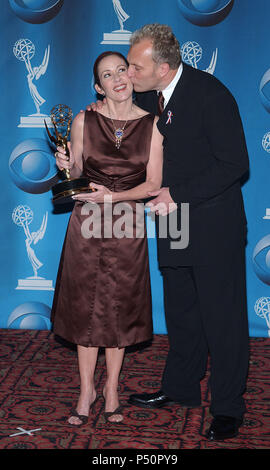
[166,111,173,124]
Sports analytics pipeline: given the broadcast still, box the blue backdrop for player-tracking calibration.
[2,0,270,337]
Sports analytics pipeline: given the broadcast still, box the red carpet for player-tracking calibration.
[0,329,269,453]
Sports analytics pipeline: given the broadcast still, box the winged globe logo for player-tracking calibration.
[262,132,270,154]
[12,205,54,291]
[13,39,52,128]
[254,297,270,337]
[181,41,218,75]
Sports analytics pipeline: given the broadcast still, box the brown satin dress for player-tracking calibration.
[51,110,155,348]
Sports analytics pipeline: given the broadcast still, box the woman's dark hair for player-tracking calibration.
[93,51,129,88]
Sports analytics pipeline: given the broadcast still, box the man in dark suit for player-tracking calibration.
[127,24,250,441]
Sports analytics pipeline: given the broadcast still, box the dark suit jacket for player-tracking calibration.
[136,63,249,266]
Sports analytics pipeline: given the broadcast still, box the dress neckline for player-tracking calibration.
[96,111,151,122]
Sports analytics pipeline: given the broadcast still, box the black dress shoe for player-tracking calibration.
[128,390,176,408]
[206,415,243,441]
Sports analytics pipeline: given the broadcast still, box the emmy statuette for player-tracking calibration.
[45,104,93,205]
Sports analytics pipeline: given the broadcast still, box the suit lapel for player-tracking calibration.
[157,63,191,134]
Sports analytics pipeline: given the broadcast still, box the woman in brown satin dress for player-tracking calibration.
[51,51,163,425]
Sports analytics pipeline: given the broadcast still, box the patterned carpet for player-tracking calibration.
[0,329,269,451]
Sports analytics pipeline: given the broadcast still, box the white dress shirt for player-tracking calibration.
[158,63,183,109]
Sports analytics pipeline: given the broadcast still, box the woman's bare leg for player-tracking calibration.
[68,345,99,425]
[103,347,125,423]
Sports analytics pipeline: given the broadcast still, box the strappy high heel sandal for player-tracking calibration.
[104,404,124,424]
[102,390,124,424]
[68,395,98,427]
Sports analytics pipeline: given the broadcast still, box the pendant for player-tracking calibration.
[114,128,124,149]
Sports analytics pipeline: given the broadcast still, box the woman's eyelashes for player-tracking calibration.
[103,66,127,79]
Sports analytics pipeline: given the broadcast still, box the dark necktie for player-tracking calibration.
[157,91,164,116]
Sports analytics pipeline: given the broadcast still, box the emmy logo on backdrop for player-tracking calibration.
[262,132,270,154]
[254,297,270,337]
[101,0,132,45]
[13,38,52,128]
[180,41,218,75]
[263,209,270,220]
[12,205,54,291]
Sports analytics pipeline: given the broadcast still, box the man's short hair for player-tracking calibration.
[130,23,181,69]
